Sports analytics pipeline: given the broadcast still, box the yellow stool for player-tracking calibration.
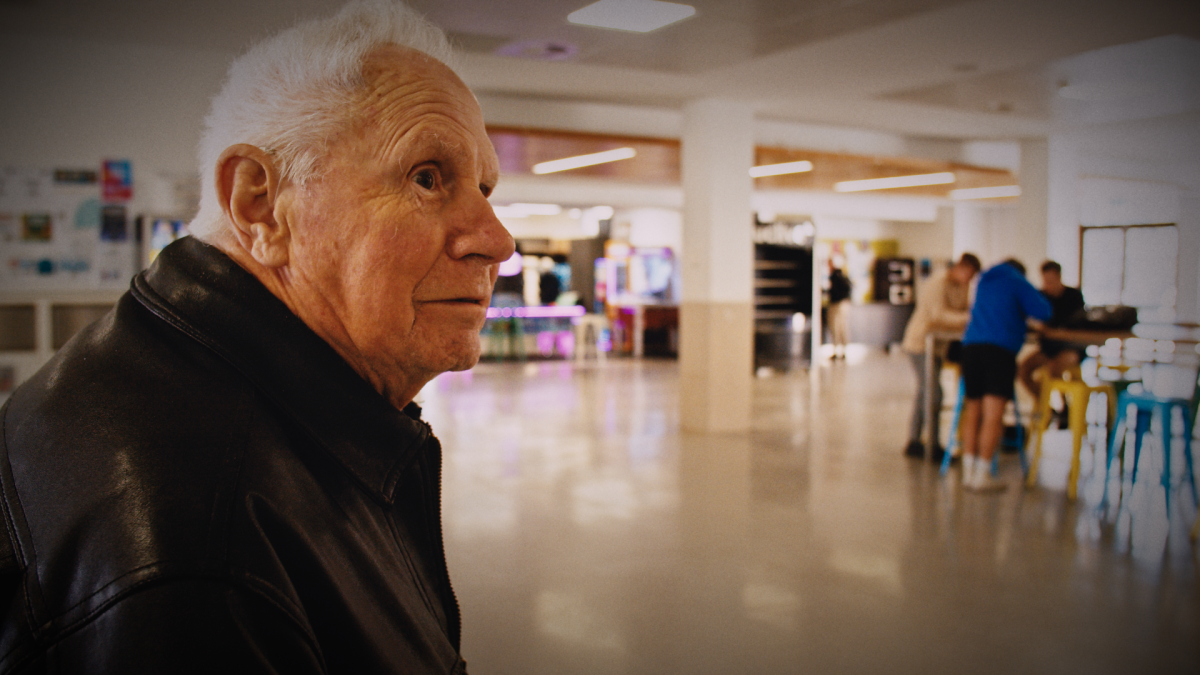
[1026,367,1116,500]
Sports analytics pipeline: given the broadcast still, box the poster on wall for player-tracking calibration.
[102,159,133,202]
[0,165,135,291]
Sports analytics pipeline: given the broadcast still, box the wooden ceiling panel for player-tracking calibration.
[753,146,1016,196]
[486,128,1018,198]
[488,127,681,183]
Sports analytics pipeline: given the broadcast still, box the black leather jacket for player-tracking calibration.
[0,238,466,673]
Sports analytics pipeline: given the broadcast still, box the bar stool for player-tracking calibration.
[1025,366,1116,500]
[1104,392,1198,512]
[572,313,609,362]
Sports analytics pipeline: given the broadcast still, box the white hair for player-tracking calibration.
[189,0,456,240]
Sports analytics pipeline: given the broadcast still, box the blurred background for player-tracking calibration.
[2,1,1199,673]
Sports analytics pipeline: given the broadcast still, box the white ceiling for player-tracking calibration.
[2,0,1197,141]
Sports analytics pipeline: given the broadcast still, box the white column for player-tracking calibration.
[1046,136,1083,285]
[950,203,988,264]
[1019,137,1083,284]
[679,98,755,433]
[1015,139,1051,280]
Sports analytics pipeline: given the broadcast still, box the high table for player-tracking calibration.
[1039,326,1134,346]
[922,327,1135,463]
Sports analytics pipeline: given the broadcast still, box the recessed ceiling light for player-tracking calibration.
[532,147,637,174]
[833,172,956,192]
[495,39,578,61]
[568,0,696,33]
[749,160,814,178]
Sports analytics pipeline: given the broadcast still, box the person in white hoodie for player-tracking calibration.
[900,253,981,461]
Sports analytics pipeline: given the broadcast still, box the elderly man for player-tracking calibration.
[900,253,981,460]
[0,1,511,672]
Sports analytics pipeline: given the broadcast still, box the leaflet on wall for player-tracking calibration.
[0,166,134,291]
[102,160,133,202]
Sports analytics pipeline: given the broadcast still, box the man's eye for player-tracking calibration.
[413,169,436,190]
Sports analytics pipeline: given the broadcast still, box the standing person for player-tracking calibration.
[0,1,513,671]
[827,263,853,359]
[900,253,981,459]
[1017,260,1086,400]
[959,259,1053,492]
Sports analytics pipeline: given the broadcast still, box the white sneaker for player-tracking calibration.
[967,463,1007,493]
[961,455,977,485]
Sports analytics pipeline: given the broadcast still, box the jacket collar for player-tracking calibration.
[131,236,428,505]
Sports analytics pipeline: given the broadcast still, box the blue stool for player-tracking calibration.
[939,378,1027,476]
[1104,392,1198,512]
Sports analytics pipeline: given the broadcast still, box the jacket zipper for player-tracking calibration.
[424,423,463,651]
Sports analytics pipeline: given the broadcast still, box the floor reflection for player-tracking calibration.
[423,352,1199,675]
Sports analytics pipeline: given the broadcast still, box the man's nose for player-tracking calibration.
[450,191,515,263]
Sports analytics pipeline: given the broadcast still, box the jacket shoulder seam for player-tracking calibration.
[130,274,395,506]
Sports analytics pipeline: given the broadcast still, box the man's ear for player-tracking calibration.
[215,144,290,268]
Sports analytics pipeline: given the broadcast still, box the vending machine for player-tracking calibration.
[873,257,915,305]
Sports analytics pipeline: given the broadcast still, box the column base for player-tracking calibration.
[679,301,753,433]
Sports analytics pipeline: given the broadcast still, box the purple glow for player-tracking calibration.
[497,252,523,277]
[487,305,587,319]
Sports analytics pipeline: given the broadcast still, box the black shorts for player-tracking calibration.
[961,343,1017,400]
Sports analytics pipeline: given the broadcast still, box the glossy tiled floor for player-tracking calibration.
[421,350,1199,675]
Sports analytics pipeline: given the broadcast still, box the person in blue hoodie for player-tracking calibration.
[959,259,1052,492]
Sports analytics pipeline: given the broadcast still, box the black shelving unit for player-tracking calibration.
[754,243,813,369]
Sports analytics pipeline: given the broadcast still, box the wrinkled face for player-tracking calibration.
[284,46,513,391]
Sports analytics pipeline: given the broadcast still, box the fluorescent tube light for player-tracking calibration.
[568,0,696,33]
[491,203,563,218]
[532,147,637,174]
[749,160,814,178]
[834,172,956,192]
[509,203,563,215]
[950,185,1021,200]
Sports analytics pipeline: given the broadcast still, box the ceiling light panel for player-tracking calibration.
[834,172,956,192]
[532,147,638,174]
[491,203,564,217]
[950,185,1021,200]
[568,0,696,33]
[749,160,814,178]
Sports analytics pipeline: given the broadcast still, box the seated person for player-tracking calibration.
[1017,260,1086,401]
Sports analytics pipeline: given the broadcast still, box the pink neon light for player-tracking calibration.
[486,305,587,319]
